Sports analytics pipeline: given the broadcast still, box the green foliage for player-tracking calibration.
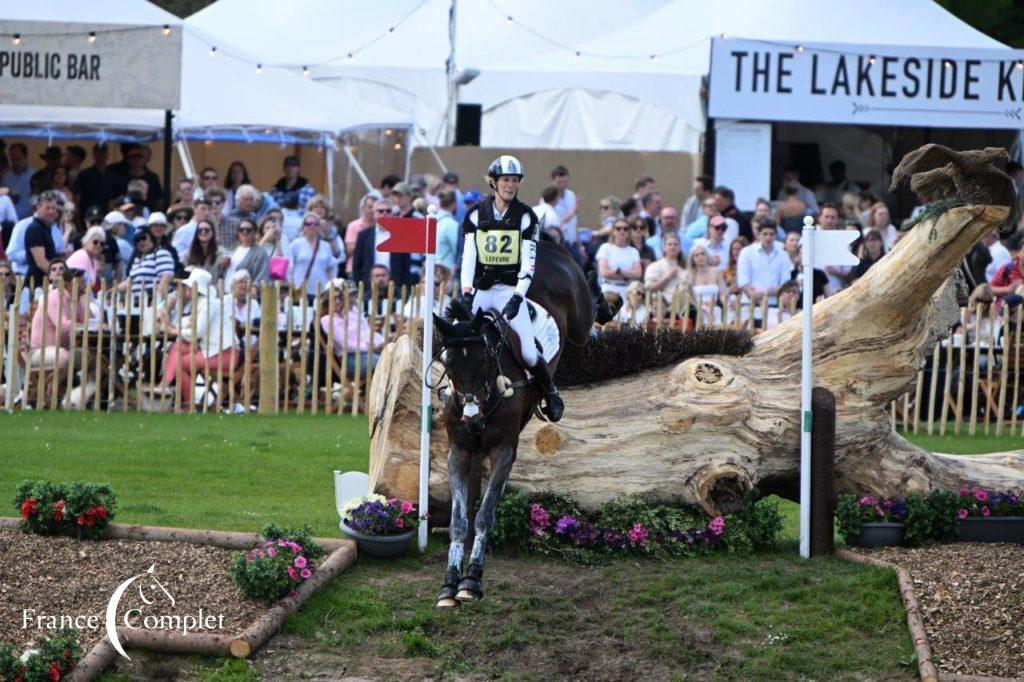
[230,539,313,604]
[486,487,530,550]
[838,491,963,545]
[12,479,116,540]
[726,489,785,552]
[0,628,80,682]
[261,521,326,561]
[593,493,706,536]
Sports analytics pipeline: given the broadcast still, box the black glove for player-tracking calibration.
[503,293,523,320]
[459,290,475,310]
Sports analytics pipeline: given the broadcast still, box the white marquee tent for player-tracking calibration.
[189,0,1008,153]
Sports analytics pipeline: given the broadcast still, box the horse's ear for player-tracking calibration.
[469,308,486,333]
[445,296,471,321]
[433,314,456,340]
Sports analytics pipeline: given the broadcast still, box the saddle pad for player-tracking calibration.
[525,298,560,364]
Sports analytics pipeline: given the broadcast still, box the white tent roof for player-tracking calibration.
[0,3,412,142]
[1,0,178,24]
[190,0,1006,152]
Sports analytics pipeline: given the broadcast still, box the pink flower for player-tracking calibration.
[974,489,989,502]
[267,547,277,557]
[254,549,265,559]
[400,500,414,514]
[277,539,287,547]
[958,488,970,497]
[875,505,885,517]
[396,518,404,528]
[300,568,312,579]
[958,508,968,519]
[708,516,726,536]
[982,506,991,517]
[528,503,550,534]
[294,556,307,569]
[264,540,274,547]
[858,496,875,506]
[288,542,301,553]
[287,567,298,580]
[388,498,398,506]
[628,523,649,546]
[246,554,254,562]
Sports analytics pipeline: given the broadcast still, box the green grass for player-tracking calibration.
[902,427,1022,455]
[0,413,1013,680]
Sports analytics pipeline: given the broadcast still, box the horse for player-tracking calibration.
[431,238,610,609]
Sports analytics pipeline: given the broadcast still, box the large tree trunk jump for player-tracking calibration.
[368,201,1024,517]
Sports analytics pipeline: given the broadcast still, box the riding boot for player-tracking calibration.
[530,356,564,422]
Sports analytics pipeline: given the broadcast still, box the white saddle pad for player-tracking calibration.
[524,298,560,364]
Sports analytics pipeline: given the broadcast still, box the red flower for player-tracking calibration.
[76,516,85,525]
[48,660,61,681]
[94,505,108,520]
[20,498,38,519]
[53,499,65,522]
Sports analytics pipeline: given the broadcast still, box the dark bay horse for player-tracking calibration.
[432,239,609,608]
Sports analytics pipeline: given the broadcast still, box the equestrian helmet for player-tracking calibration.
[487,155,525,180]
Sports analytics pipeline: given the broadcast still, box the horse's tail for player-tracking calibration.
[589,270,614,325]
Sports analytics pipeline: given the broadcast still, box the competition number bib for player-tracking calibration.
[476,229,520,266]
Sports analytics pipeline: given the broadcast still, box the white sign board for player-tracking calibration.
[0,21,181,110]
[710,37,1024,129]
[713,119,771,211]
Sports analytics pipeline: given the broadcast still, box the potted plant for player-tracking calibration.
[836,494,907,547]
[956,488,1024,543]
[339,494,422,559]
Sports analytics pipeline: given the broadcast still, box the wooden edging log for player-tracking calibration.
[0,519,357,682]
[836,548,939,682]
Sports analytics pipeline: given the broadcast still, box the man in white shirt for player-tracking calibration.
[737,220,792,307]
[646,206,680,260]
[985,231,1013,283]
[692,215,732,267]
[534,186,561,236]
[551,165,579,245]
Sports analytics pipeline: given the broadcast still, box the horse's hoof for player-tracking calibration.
[436,597,460,610]
[455,589,482,602]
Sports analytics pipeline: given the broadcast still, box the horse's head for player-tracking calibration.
[434,304,497,430]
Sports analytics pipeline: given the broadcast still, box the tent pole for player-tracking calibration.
[416,130,448,174]
[403,129,413,181]
[445,0,458,146]
[341,146,373,193]
[325,139,336,207]
[162,110,173,210]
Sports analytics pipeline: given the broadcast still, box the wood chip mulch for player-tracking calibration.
[852,542,1024,679]
[0,525,268,658]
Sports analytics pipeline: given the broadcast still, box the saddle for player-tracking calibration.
[484,299,560,371]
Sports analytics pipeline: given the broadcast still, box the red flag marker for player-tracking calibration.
[376,216,436,254]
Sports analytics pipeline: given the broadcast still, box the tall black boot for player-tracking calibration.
[531,357,564,422]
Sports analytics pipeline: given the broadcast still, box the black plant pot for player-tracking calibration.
[848,522,906,548]
[340,522,415,559]
[957,516,1024,543]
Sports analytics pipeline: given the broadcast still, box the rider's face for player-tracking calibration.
[496,176,519,201]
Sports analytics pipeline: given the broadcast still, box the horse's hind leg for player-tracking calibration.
[437,446,471,610]
[457,444,516,603]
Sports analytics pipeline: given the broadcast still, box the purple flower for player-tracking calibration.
[528,503,550,535]
[628,523,649,546]
[603,529,629,550]
[858,496,876,506]
[575,522,599,546]
[555,515,580,537]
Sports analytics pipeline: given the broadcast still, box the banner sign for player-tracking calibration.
[709,37,1024,129]
[0,21,181,110]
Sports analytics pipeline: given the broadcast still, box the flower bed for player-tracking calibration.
[12,480,116,540]
[0,629,80,682]
[956,488,1024,543]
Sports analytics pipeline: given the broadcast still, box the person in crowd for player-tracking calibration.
[221,184,278,247]
[600,195,623,228]
[229,268,260,328]
[857,191,879,225]
[775,167,819,215]
[816,159,859,205]
[196,166,220,200]
[462,189,482,216]
[0,185,18,238]
[646,206,680,260]
[681,174,713,227]
[225,217,270,284]
[145,212,182,276]
[287,211,343,296]
[989,238,1024,302]
[534,186,561,236]
[187,219,229,281]
[29,259,88,373]
[738,220,791,308]
[840,192,861,224]
[118,227,174,300]
[621,196,640,221]
[866,202,899,250]
[441,171,466,224]
[277,192,304,243]
[170,201,203,259]
[352,197,415,290]
[110,145,162,211]
[687,244,725,323]
[723,235,750,298]
[628,216,656,270]
[57,199,78,256]
[124,179,151,228]
[99,211,131,283]
[154,268,240,404]
[964,285,1001,366]
[551,165,579,246]
[379,174,401,199]
[203,189,227,228]
[221,161,250,214]
[984,231,1013,283]
[783,231,801,270]
[258,212,290,267]
[682,195,719,255]
[306,194,332,222]
[318,278,386,385]
[776,181,808,233]
[850,229,886,282]
[692,215,731,267]
[175,177,195,208]
[272,155,315,209]
[639,191,663,232]
[713,186,751,241]
[401,263,452,319]
[0,260,28,314]
[66,226,106,293]
[344,192,380,274]
[73,144,113,221]
[31,146,63,194]
[613,280,649,327]
[63,145,86,187]
[435,190,460,277]
[766,280,800,328]
[633,175,656,201]
[596,218,642,297]
[816,202,852,294]
[644,232,686,307]
[23,191,62,288]
[47,166,73,204]
[2,143,35,219]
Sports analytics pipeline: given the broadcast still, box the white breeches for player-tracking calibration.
[472,284,538,367]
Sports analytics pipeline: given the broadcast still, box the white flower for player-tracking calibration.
[340,494,388,522]
[19,648,39,663]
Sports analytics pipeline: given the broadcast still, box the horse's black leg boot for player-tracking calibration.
[437,566,462,603]
[456,562,484,601]
[531,357,563,422]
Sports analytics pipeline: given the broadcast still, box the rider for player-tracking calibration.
[459,155,564,422]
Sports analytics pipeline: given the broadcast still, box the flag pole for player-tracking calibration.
[799,215,815,560]
[418,208,438,552]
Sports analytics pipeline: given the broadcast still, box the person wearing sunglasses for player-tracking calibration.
[287,211,343,297]
[65,225,107,293]
[344,192,381,275]
[225,217,270,284]
[119,227,174,300]
[146,211,183,277]
[352,196,415,291]
[187,219,228,281]
[596,219,642,298]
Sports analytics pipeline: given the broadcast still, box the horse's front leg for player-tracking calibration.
[456,444,516,603]
[437,445,471,610]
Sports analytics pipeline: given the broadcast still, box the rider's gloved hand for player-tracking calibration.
[503,293,523,320]
[459,290,475,311]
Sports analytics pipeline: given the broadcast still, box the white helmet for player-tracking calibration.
[487,155,524,180]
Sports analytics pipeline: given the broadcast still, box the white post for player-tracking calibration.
[799,215,815,559]
[418,209,438,552]
[4,303,16,411]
